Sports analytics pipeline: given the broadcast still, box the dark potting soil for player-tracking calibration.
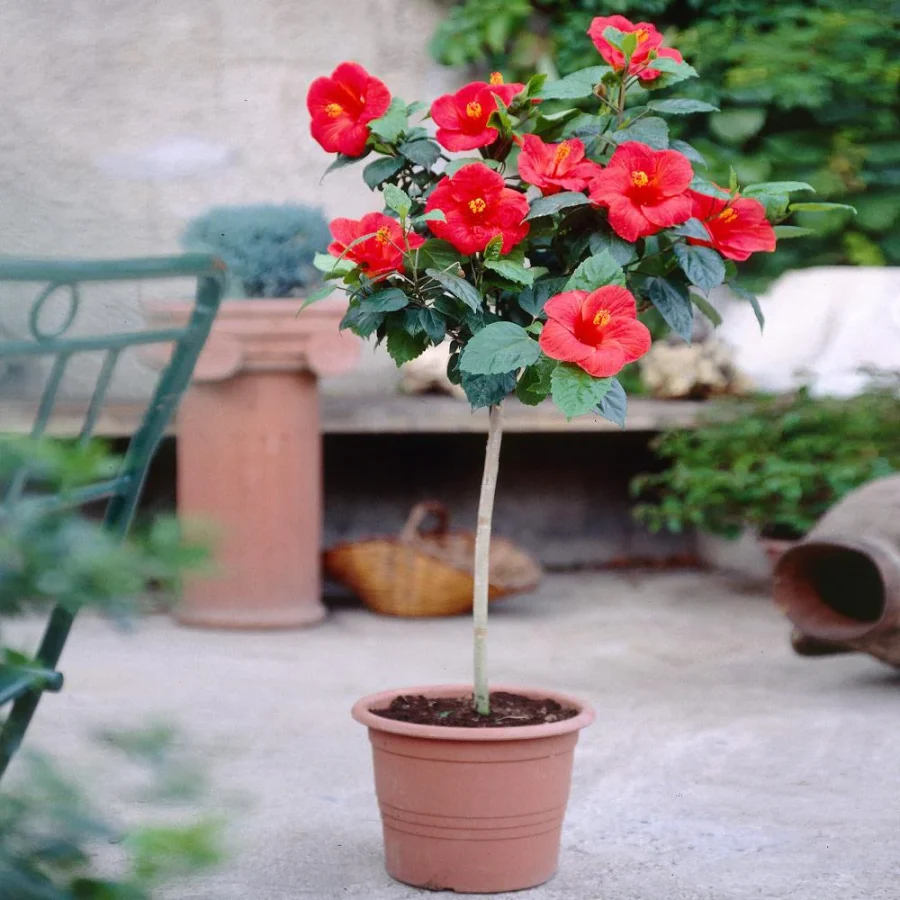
[371,691,579,728]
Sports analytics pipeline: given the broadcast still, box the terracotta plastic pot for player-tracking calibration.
[352,684,595,894]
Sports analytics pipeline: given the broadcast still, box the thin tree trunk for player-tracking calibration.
[473,404,503,715]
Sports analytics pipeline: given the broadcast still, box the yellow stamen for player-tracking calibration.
[554,142,572,165]
[489,72,504,85]
[635,28,650,43]
[718,207,739,223]
[631,170,650,188]
[324,102,343,118]
[468,197,487,214]
[593,309,611,328]
[465,101,483,119]
[374,227,392,245]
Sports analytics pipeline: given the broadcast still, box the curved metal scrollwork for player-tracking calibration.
[29,282,81,342]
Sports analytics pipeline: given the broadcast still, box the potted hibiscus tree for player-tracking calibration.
[306,17,844,894]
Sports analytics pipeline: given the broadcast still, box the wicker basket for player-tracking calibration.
[324,501,543,617]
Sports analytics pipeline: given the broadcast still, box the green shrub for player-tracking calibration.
[180,204,331,298]
[431,0,900,287]
[631,376,900,539]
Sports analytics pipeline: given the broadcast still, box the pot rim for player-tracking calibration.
[351,683,596,742]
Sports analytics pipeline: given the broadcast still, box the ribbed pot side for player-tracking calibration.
[352,684,595,894]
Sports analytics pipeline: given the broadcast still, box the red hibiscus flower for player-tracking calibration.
[539,285,651,378]
[430,74,525,152]
[587,15,682,81]
[307,62,391,157]
[328,212,424,279]
[517,135,604,196]
[425,163,530,256]
[688,191,777,262]
[588,142,693,242]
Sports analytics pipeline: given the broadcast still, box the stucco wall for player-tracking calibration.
[0,0,455,399]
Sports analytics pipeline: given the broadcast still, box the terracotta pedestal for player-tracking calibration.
[146,298,360,629]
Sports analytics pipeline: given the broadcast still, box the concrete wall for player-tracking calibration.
[0,0,455,399]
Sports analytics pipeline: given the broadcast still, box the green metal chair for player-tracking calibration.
[0,255,224,780]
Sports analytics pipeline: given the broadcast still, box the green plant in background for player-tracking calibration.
[180,204,331,298]
[1,438,219,898]
[431,0,900,288]
[631,375,900,540]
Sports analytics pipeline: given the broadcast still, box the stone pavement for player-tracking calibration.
[7,571,899,899]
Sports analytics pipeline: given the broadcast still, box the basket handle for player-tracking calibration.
[400,502,450,542]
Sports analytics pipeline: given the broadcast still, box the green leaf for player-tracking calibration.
[383,184,411,218]
[386,327,428,366]
[443,157,505,176]
[518,276,568,317]
[484,259,536,286]
[369,97,408,143]
[399,139,441,170]
[773,225,814,238]
[673,244,726,292]
[460,322,541,375]
[601,26,627,51]
[647,99,719,115]
[297,283,334,311]
[595,377,627,427]
[709,108,766,144]
[360,288,409,312]
[460,371,517,409]
[313,252,354,277]
[415,239,462,271]
[516,356,557,406]
[743,181,815,197]
[418,307,447,343]
[643,56,698,85]
[426,268,482,312]
[589,231,637,265]
[551,364,613,419]
[484,233,504,262]
[363,156,405,190]
[670,139,707,168]
[413,209,446,228]
[730,282,764,330]
[525,72,548,97]
[406,100,428,117]
[525,191,592,221]
[537,66,612,100]
[689,178,731,200]
[565,252,626,291]
[670,218,711,241]
[612,117,669,150]
[789,202,857,214]
[691,292,723,327]
[322,152,366,179]
[488,92,513,133]
[646,277,693,343]
[339,304,383,338]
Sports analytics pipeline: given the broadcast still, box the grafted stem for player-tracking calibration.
[473,404,504,715]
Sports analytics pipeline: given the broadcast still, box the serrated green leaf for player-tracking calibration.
[525,72,548,97]
[426,268,482,312]
[484,259,535,286]
[516,356,557,406]
[612,117,669,150]
[321,152,367,179]
[689,178,731,200]
[691,292,723,327]
[418,307,447,343]
[363,156,405,190]
[386,327,428,366]
[670,139,707,168]
[673,244,726,292]
[536,66,612,100]
[297,283,334,312]
[647,99,719,115]
[646,277,693,343]
[525,191,592,221]
[460,322,541,375]
[518,276,569,317]
[399,139,441,170]
[595,377,627,427]
[551,364,613,419]
[360,288,409,312]
[340,304,383,338]
[313,252,355,277]
[414,239,462,272]
[602,26,627,51]
[565,252,626,291]
[460,371,517,408]
[484,234,504,262]
[588,231,637,265]
[643,56,698,84]
[670,218,711,241]
[383,184,411,217]
[789,202,857,214]
[418,209,446,223]
[369,97,407,143]
[743,181,815,197]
